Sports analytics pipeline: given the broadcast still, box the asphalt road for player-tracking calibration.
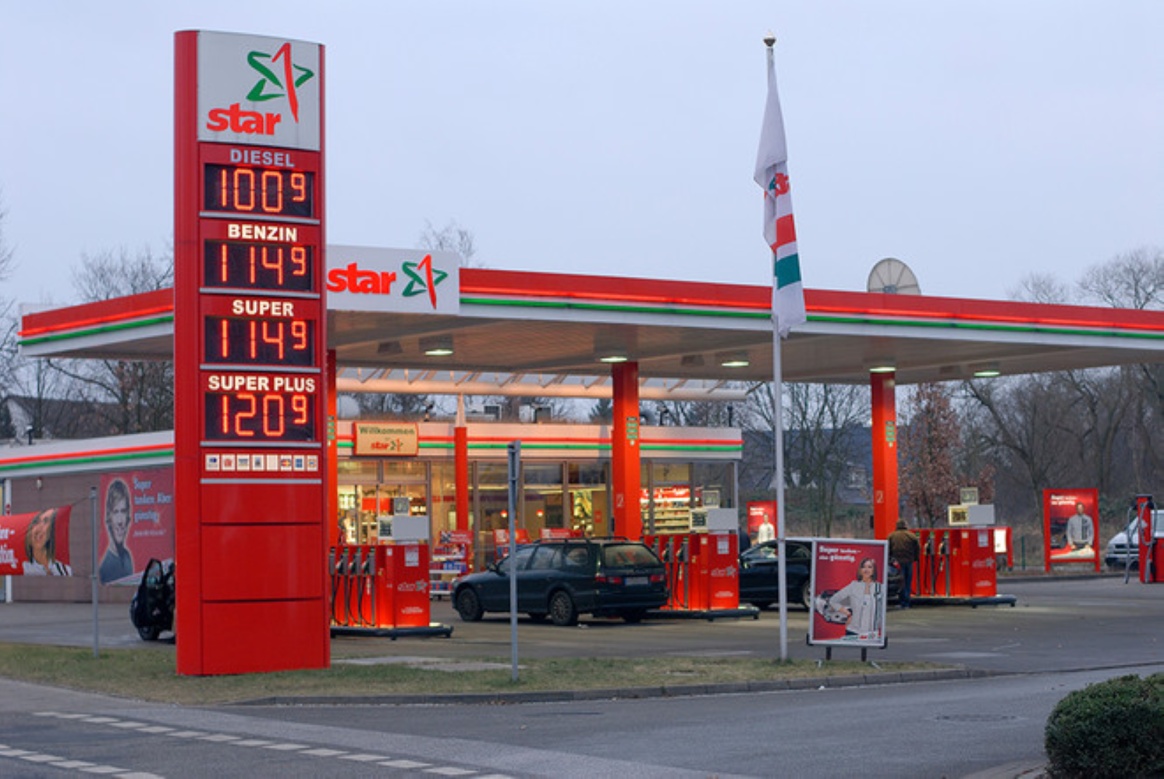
[1,574,1161,777]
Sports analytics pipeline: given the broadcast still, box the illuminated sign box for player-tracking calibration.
[354,422,420,456]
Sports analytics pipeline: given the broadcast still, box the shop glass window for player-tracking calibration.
[337,459,379,482]
[644,461,692,535]
[693,462,734,508]
[430,461,459,537]
[383,460,428,481]
[523,462,564,536]
[567,462,608,537]
[476,462,512,534]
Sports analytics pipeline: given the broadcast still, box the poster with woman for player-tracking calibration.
[0,506,73,576]
[98,468,175,584]
[1043,489,1100,572]
[808,539,889,649]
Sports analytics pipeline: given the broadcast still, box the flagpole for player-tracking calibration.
[773,324,789,662]
[757,30,803,662]
[764,34,790,664]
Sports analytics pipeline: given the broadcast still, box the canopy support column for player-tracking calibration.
[611,361,642,539]
[871,370,899,540]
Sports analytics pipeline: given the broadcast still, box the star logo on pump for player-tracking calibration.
[245,42,315,122]
[401,254,449,309]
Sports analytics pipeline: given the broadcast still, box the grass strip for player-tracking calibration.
[0,642,946,706]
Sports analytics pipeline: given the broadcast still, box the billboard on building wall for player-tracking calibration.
[1043,488,1100,572]
[99,470,176,585]
[0,506,74,576]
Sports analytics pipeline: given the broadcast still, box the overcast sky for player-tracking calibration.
[1,2,1161,308]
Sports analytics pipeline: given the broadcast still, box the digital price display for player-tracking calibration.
[204,373,318,441]
[204,164,315,218]
[204,315,315,366]
[204,241,314,292]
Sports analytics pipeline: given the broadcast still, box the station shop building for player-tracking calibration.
[5,248,1164,605]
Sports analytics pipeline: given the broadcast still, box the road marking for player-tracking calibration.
[20,752,65,762]
[380,759,431,769]
[27,711,501,777]
[340,752,390,761]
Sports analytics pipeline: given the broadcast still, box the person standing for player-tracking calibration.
[1065,502,1094,550]
[888,518,920,609]
[756,516,775,544]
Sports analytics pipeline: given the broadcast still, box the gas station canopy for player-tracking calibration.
[19,265,1164,390]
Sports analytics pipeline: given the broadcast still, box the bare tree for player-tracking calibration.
[49,247,175,434]
[418,219,479,266]
[352,392,433,420]
[964,375,1076,524]
[1077,246,1164,309]
[589,397,613,423]
[1009,272,1071,304]
[0,194,18,396]
[780,382,870,537]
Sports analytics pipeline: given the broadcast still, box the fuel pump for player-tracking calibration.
[1136,495,1158,584]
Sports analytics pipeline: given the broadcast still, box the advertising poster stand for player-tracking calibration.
[806,539,888,661]
[1042,489,1101,573]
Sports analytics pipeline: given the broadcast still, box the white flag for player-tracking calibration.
[754,46,806,338]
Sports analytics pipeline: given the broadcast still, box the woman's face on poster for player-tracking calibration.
[28,510,53,551]
[859,558,876,582]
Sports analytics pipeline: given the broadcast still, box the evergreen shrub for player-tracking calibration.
[1044,673,1164,778]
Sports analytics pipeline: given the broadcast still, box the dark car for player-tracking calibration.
[452,538,669,626]
[739,539,903,610]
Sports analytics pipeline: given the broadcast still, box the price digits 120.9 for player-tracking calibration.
[205,391,316,441]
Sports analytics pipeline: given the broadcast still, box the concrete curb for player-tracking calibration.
[232,667,990,707]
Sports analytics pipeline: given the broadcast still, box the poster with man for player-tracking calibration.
[0,506,74,576]
[1043,489,1100,572]
[98,469,175,584]
[808,539,889,649]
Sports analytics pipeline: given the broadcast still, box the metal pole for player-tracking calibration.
[773,318,789,661]
[2,479,10,604]
[507,441,521,682]
[763,37,790,663]
[90,486,99,658]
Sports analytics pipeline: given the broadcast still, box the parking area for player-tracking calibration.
[3,574,1162,678]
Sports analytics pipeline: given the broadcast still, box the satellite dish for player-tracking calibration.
[867,257,921,295]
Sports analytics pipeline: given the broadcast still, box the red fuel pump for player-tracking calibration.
[1136,495,1162,584]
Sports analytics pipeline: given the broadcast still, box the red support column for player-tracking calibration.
[455,426,469,533]
[611,362,642,540]
[871,371,899,540]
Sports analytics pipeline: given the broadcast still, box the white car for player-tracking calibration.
[1104,512,1164,570]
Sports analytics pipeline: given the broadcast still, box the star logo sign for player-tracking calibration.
[245,42,315,122]
[769,172,790,197]
[401,254,448,309]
